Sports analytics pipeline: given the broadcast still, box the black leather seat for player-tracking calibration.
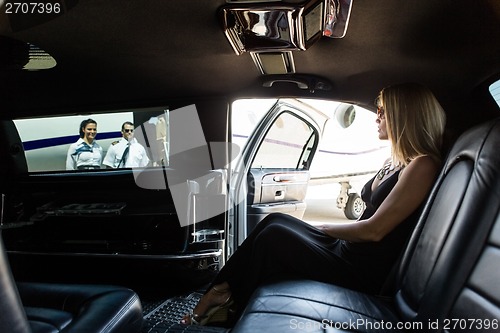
[231,118,500,332]
[0,233,144,333]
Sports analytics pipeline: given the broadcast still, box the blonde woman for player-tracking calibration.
[182,83,447,326]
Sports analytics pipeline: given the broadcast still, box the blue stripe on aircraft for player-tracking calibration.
[22,132,122,151]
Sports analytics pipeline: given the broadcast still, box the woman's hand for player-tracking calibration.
[315,224,333,234]
[314,223,358,239]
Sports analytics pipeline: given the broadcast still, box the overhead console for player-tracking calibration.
[220,0,353,55]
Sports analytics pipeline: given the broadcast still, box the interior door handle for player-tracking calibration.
[261,75,332,92]
[273,175,295,182]
[262,78,308,90]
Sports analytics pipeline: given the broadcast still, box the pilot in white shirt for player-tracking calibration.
[103,122,150,168]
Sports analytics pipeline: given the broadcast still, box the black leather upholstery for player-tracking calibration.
[231,118,500,332]
[0,232,31,333]
[0,234,144,333]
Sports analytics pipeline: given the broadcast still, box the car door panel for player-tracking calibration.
[230,99,328,246]
[247,169,310,230]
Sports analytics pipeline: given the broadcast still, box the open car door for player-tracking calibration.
[229,99,328,255]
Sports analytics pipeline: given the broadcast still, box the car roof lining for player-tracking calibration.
[0,0,499,118]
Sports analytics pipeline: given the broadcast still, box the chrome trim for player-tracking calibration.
[221,0,324,55]
[7,249,222,260]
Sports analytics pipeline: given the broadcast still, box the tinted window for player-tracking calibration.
[251,111,316,169]
[231,98,391,194]
[489,79,500,108]
[13,107,169,172]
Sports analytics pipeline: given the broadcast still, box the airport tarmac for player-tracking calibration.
[303,181,366,225]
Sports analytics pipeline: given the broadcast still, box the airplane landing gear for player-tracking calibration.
[337,182,365,220]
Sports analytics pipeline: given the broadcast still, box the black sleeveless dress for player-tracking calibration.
[213,171,422,309]
[340,170,422,291]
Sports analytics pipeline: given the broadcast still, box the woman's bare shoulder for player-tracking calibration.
[402,155,441,178]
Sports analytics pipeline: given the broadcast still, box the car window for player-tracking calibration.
[489,79,500,108]
[13,107,169,172]
[232,98,390,180]
[251,111,316,169]
[231,98,277,160]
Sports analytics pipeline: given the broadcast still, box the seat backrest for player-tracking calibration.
[394,118,500,329]
[0,231,32,333]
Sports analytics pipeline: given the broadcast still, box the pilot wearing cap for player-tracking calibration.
[103,121,150,168]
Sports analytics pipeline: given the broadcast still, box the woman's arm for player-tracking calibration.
[315,155,440,242]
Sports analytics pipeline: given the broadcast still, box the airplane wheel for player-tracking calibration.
[344,193,364,220]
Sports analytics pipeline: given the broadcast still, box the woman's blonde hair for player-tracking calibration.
[377,83,446,166]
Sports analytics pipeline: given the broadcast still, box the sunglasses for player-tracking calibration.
[124,129,134,133]
[377,106,385,120]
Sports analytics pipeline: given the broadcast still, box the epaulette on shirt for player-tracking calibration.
[111,141,120,145]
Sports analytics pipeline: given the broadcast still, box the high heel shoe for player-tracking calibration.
[187,297,235,325]
[181,286,234,326]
